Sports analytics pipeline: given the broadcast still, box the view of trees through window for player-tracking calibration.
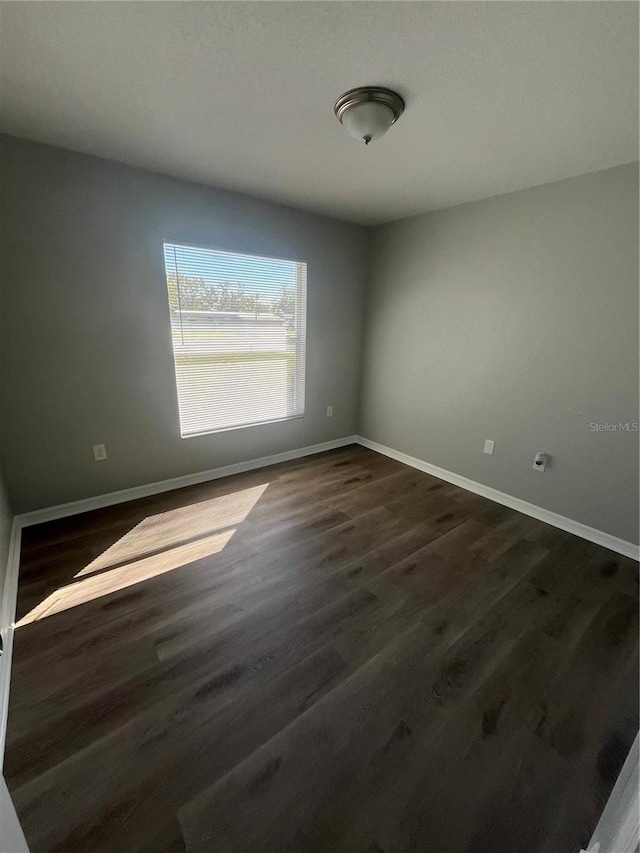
[166,276,295,320]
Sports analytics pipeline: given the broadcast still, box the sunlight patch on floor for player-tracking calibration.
[76,483,269,578]
[16,482,271,627]
[15,528,237,627]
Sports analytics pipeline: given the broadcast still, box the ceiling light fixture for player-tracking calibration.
[334,86,405,146]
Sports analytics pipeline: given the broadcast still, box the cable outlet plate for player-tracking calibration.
[533,452,548,472]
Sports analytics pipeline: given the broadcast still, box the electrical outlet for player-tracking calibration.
[326,406,333,418]
[93,444,107,462]
[483,439,495,455]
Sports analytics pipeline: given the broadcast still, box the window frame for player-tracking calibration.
[163,240,308,439]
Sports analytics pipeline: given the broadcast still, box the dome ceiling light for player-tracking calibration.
[334,86,405,146]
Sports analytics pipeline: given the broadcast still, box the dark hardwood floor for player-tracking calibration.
[5,445,638,853]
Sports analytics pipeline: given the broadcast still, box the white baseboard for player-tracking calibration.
[0,518,22,767]
[356,436,639,561]
[0,776,29,853]
[17,435,358,528]
[588,733,639,853]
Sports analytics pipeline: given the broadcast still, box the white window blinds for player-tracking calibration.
[163,243,307,437]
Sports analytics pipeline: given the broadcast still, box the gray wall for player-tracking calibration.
[360,163,639,544]
[0,468,11,594]
[0,217,15,741]
[0,194,14,617]
[1,136,637,544]
[0,135,367,511]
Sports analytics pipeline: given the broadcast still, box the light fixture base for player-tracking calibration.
[334,87,405,126]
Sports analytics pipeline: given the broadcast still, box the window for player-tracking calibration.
[163,243,307,437]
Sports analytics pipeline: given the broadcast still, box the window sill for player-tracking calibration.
[180,412,305,439]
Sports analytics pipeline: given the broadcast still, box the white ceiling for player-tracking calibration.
[0,1,637,225]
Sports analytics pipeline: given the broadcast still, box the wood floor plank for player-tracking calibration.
[5,446,638,853]
[177,541,587,851]
[334,562,635,853]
